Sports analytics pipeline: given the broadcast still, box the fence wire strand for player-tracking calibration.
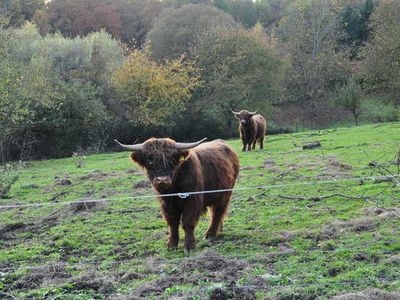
[0,175,398,210]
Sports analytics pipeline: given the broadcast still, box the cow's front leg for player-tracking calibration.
[164,213,180,249]
[182,201,202,252]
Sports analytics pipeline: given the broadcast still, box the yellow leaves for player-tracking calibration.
[111,50,200,126]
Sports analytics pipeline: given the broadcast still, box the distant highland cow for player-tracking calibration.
[231,110,267,151]
[115,137,239,252]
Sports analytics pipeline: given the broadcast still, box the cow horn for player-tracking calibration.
[230,109,240,115]
[175,138,207,150]
[114,139,144,151]
[249,110,258,115]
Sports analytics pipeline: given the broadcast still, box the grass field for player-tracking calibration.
[1,123,400,299]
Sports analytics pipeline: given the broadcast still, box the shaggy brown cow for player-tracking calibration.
[115,137,239,252]
[231,110,267,151]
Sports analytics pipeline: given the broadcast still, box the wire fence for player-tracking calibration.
[0,175,399,210]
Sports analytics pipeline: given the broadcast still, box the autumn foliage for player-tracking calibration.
[111,51,200,126]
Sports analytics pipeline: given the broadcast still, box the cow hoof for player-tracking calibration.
[184,245,196,253]
[207,236,217,243]
[184,241,195,252]
[167,240,178,250]
[205,231,217,242]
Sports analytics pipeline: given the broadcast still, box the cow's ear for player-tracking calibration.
[178,150,190,163]
[130,151,145,167]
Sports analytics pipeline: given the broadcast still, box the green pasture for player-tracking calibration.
[1,123,399,299]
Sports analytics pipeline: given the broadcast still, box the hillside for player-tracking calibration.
[1,123,400,299]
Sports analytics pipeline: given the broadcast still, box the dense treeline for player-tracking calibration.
[0,0,399,162]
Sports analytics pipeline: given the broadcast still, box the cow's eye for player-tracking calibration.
[179,155,186,162]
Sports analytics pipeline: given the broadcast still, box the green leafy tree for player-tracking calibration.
[0,24,124,160]
[214,0,258,28]
[111,51,200,126]
[361,0,400,105]
[0,0,44,28]
[335,79,363,126]
[339,0,374,58]
[276,0,350,103]
[147,4,236,60]
[187,26,284,137]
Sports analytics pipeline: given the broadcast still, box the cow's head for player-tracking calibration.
[231,109,257,125]
[115,137,207,192]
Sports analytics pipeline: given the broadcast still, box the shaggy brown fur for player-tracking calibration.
[233,110,267,151]
[129,138,239,252]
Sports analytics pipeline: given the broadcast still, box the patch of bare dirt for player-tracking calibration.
[0,222,26,237]
[55,178,72,186]
[363,207,400,221]
[331,288,400,300]
[209,282,256,300]
[78,170,117,181]
[134,275,183,298]
[117,272,144,283]
[316,157,353,179]
[70,201,104,213]
[109,295,142,300]
[327,158,353,170]
[126,251,258,298]
[11,264,71,290]
[126,168,140,174]
[316,217,376,240]
[266,289,318,300]
[179,250,250,281]
[384,255,400,264]
[263,158,281,173]
[134,180,151,189]
[68,272,115,294]
[278,230,300,242]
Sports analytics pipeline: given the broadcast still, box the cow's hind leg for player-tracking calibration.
[205,203,229,241]
[259,137,264,149]
[252,140,256,150]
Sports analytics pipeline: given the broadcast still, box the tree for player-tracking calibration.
[214,0,258,28]
[0,24,124,160]
[147,4,236,60]
[0,0,45,28]
[360,0,400,105]
[163,0,213,7]
[111,51,200,126]
[34,0,162,49]
[186,26,284,137]
[276,0,350,103]
[335,79,363,126]
[339,0,374,58]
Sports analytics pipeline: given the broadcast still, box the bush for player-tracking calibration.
[0,24,124,161]
[0,164,19,198]
[361,98,400,123]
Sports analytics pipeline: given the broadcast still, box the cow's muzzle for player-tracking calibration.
[153,176,172,188]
